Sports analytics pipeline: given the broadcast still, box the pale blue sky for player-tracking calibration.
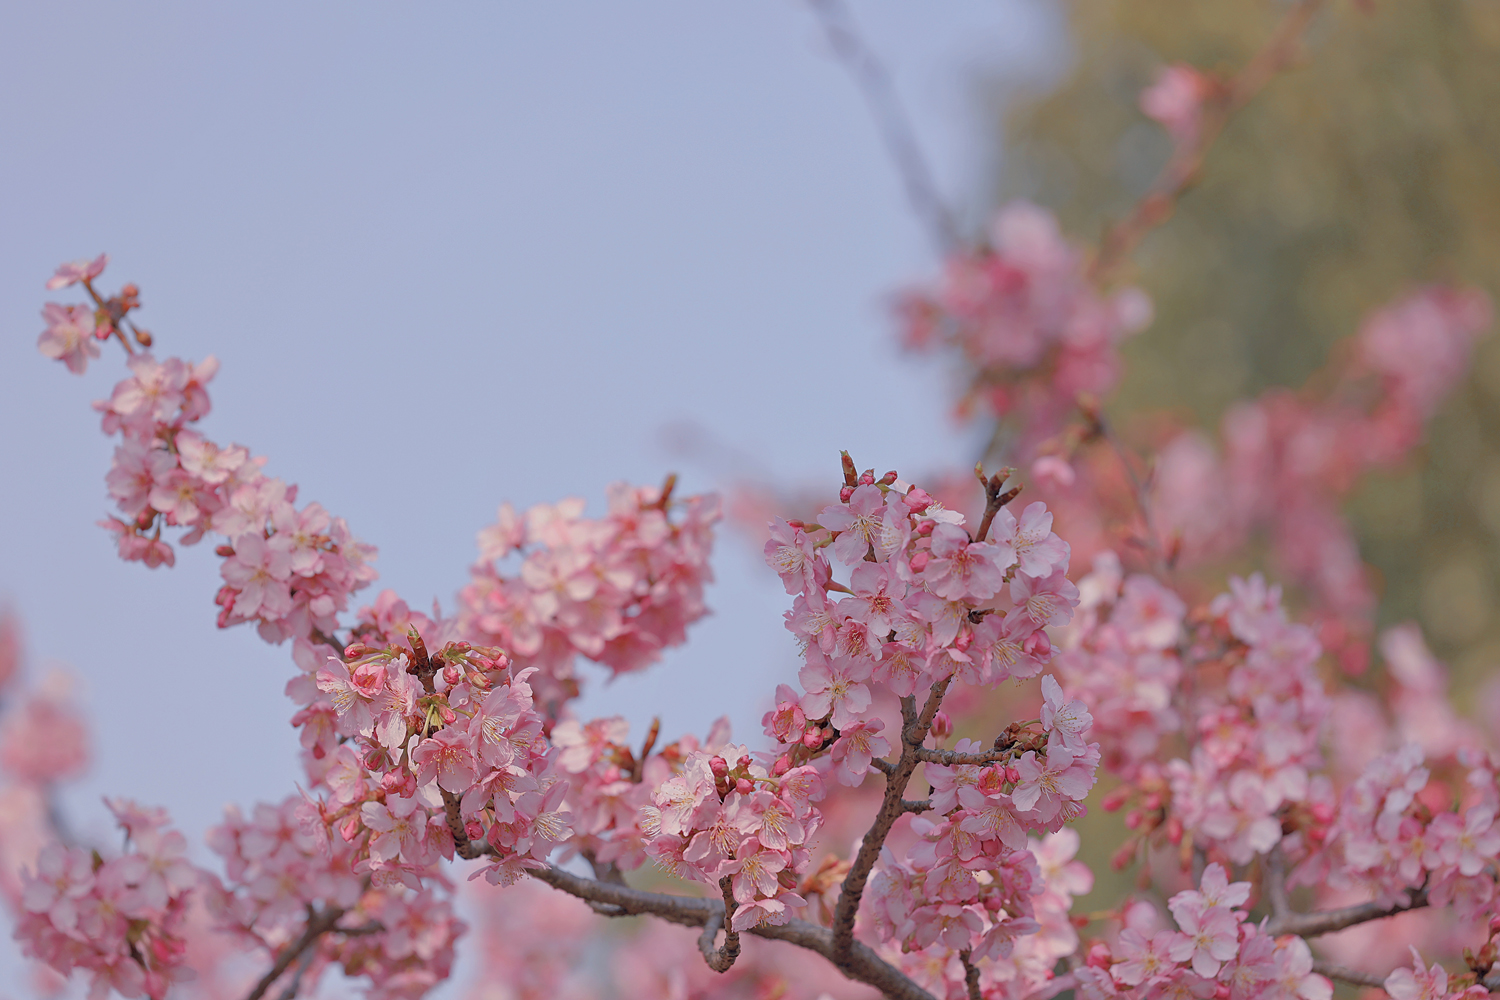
[0,1,1059,989]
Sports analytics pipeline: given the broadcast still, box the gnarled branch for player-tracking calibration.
[1263,888,1427,938]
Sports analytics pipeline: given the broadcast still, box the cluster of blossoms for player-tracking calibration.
[16,801,197,999]
[455,480,720,709]
[1077,864,1332,1000]
[1056,564,1329,866]
[865,676,1098,955]
[896,203,1152,448]
[1296,743,1500,924]
[206,794,464,998]
[643,744,825,930]
[38,259,380,645]
[1139,284,1491,668]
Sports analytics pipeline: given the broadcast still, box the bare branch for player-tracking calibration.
[902,798,934,814]
[530,863,936,1000]
[1264,888,1427,939]
[803,0,960,256]
[272,947,317,1000]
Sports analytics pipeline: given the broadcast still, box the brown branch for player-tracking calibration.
[915,745,1012,766]
[803,0,960,257]
[831,677,952,963]
[1090,0,1328,282]
[960,949,983,1000]
[1263,888,1427,938]
[973,464,1020,544]
[441,789,485,860]
[699,876,742,972]
[902,798,934,813]
[529,863,935,1000]
[243,906,346,1000]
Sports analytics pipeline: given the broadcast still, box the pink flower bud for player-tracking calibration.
[773,755,791,776]
[1124,810,1143,830]
[1004,766,1020,784]
[1023,630,1051,657]
[466,821,484,839]
[1166,816,1184,845]
[879,470,899,486]
[1101,788,1130,812]
[735,777,754,794]
[915,520,935,536]
[908,551,930,573]
[344,643,372,659]
[439,703,457,724]
[340,814,361,841]
[1087,943,1113,969]
[381,770,405,792]
[737,755,752,769]
[930,711,953,739]
[442,664,462,686]
[839,486,855,503]
[802,729,822,748]
[858,469,875,486]
[903,487,934,513]
[709,756,729,779]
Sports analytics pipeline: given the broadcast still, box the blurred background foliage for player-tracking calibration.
[980,0,1500,692]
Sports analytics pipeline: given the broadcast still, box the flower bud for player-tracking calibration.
[1004,766,1020,784]
[1101,787,1130,812]
[1124,809,1143,831]
[908,551,930,573]
[466,821,484,839]
[709,755,730,779]
[930,711,953,739]
[903,487,934,513]
[879,470,899,486]
[1086,943,1113,969]
[839,486,855,503]
[1023,630,1051,658]
[344,643,372,659]
[735,777,754,794]
[773,755,791,776]
[915,520,935,536]
[802,729,823,748]
[381,770,405,792]
[442,664,462,686]
[737,754,752,769]
[858,469,875,486]
[134,327,153,347]
[216,544,236,557]
[1166,816,1184,845]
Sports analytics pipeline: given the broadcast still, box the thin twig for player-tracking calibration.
[1263,844,1291,921]
[804,0,960,256]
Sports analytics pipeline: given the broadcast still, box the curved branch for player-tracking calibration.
[915,746,1012,766]
[530,864,935,1000]
[1263,888,1427,938]
[960,949,983,1000]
